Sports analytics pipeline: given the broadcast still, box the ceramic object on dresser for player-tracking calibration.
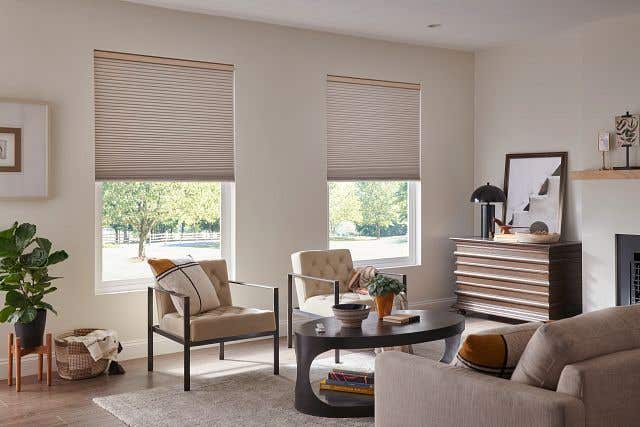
[332,303,370,328]
[515,232,560,244]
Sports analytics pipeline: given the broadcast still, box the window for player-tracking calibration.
[96,182,229,293]
[328,181,416,266]
[93,51,235,293]
[326,75,420,266]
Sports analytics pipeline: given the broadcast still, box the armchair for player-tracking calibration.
[148,260,279,391]
[287,249,406,361]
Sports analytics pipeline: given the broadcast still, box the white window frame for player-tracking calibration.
[327,181,419,269]
[94,182,234,295]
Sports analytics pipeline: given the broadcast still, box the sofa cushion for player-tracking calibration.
[512,304,640,390]
[300,292,374,317]
[454,322,543,378]
[148,257,220,316]
[161,306,276,341]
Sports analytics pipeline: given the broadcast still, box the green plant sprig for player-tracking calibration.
[367,274,406,297]
[0,222,68,324]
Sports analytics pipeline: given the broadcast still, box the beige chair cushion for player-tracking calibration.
[512,304,640,390]
[300,292,374,317]
[161,306,276,342]
[148,257,220,316]
[153,259,233,320]
[291,249,354,303]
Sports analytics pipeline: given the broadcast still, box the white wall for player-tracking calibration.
[0,0,474,365]
[475,14,640,311]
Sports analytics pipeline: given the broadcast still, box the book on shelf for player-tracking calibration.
[382,314,420,325]
[319,379,374,396]
[331,368,374,378]
[326,378,374,389]
[328,369,374,385]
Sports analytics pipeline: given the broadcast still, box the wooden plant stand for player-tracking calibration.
[7,332,52,392]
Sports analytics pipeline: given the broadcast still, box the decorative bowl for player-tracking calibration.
[332,303,370,328]
[515,232,561,244]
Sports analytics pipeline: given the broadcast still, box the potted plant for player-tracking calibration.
[367,275,406,320]
[0,222,68,348]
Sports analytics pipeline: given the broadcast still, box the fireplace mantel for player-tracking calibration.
[570,169,640,180]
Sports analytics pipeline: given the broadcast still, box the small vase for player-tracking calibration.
[14,309,47,348]
[374,293,395,321]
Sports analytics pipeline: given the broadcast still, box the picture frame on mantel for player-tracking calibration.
[503,152,567,236]
[0,100,49,199]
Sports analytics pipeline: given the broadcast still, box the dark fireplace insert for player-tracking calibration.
[615,234,640,305]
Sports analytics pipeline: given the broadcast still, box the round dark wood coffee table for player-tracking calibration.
[294,309,465,418]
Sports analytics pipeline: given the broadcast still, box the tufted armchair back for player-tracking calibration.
[154,259,233,320]
[291,249,355,304]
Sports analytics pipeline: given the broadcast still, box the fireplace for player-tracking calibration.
[615,234,640,305]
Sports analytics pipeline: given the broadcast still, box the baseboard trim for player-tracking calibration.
[408,297,457,310]
[0,297,456,380]
[0,320,301,380]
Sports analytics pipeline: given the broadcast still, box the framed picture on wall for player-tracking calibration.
[0,100,49,198]
[503,152,567,235]
[0,127,22,172]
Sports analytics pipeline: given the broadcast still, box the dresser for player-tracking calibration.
[451,237,582,321]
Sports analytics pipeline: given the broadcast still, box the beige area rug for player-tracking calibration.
[93,318,503,426]
[93,342,447,427]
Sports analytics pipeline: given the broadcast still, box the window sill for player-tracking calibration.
[95,279,153,295]
[353,257,417,270]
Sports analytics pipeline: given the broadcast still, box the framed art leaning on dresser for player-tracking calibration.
[451,237,582,321]
[503,152,567,236]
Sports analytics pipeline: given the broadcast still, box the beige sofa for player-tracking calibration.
[375,305,640,427]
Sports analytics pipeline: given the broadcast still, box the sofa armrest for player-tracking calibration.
[375,352,584,427]
[557,348,640,427]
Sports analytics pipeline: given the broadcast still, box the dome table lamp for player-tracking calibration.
[470,183,507,239]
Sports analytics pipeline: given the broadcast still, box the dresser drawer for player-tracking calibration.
[455,293,549,315]
[454,298,549,322]
[455,243,549,264]
[455,260,548,282]
[456,282,548,303]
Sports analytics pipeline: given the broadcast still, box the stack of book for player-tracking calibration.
[382,313,420,325]
[319,368,374,396]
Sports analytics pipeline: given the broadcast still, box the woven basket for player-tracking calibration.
[55,329,110,380]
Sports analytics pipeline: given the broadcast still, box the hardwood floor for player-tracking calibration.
[0,315,507,426]
[1,337,301,426]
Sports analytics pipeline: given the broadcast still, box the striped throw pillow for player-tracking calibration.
[148,257,220,317]
[453,322,543,378]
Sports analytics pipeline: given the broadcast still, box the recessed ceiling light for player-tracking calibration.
[427,24,442,28]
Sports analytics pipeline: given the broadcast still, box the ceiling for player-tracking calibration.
[124,0,640,51]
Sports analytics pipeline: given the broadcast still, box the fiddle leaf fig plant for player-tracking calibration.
[367,275,406,297]
[0,222,68,324]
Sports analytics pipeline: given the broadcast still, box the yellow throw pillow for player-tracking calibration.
[148,257,220,317]
[453,322,543,378]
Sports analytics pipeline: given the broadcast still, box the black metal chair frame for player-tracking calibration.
[287,271,407,363]
[148,281,279,391]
